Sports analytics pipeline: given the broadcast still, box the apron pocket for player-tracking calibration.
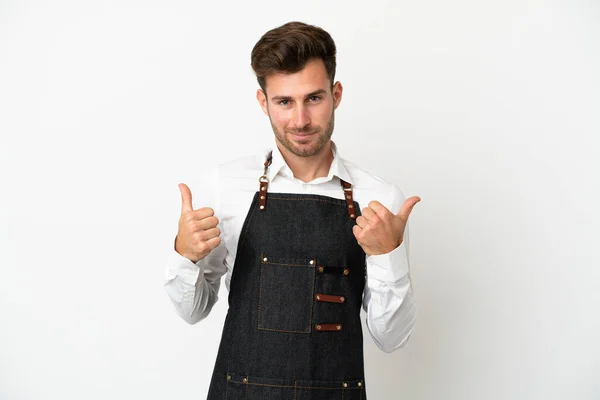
[258,254,316,333]
[226,372,293,399]
[226,372,365,400]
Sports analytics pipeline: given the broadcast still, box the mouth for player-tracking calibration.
[290,132,316,139]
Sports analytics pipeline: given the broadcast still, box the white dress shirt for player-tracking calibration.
[164,139,416,353]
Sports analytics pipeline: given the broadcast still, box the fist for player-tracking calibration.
[352,196,421,256]
[174,183,221,263]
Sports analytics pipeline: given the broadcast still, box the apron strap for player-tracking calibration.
[258,150,356,219]
[258,151,272,211]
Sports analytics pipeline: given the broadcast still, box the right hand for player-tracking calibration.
[175,183,221,263]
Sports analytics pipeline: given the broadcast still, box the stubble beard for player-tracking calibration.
[269,108,335,158]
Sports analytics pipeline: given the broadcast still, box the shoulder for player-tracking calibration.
[209,147,272,198]
[216,146,269,176]
[341,157,406,214]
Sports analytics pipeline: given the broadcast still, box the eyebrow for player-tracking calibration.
[270,89,328,102]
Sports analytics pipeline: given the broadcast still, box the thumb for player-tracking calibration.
[396,196,421,221]
[178,183,193,214]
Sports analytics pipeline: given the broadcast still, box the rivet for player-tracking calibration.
[261,186,266,191]
[340,296,345,303]
[263,257,267,262]
[309,260,314,265]
[358,382,362,387]
[318,266,324,273]
[227,375,231,380]
[316,324,322,330]
[316,295,321,300]
[346,195,351,199]
[343,382,348,388]
[336,325,341,330]
[260,205,265,210]
[343,269,350,276]
[349,204,353,208]
[243,377,248,383]
[260,195,265,199]
[350,214,355,218]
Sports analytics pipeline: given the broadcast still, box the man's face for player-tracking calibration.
[257,58,343,157]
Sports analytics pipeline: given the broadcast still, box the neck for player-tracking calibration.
[276,140,334,183]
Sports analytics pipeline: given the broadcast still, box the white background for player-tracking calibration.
[1,0,599,399]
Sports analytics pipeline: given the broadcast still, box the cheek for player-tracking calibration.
[270,110,290,127]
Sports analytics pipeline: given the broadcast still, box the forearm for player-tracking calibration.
[164,249,222,324]
[363,241,417,353]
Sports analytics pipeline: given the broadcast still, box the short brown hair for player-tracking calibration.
[251,21,337,94]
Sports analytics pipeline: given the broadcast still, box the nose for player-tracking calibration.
[292,103,311,130]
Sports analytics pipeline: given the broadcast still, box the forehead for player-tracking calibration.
[264,58,330,97]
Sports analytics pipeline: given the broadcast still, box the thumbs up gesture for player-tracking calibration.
[174,183,222,263]
[352,196,421,256]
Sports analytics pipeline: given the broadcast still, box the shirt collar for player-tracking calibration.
[264,137,353,185]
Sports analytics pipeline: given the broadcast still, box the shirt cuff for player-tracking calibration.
[366,240,409,283]
[165,248,205,285]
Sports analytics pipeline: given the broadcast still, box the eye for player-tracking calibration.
[278,100,290,106]
[309,96,321,102]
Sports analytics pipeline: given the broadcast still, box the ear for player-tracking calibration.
[332,81,343,110]
[256,89,269,116]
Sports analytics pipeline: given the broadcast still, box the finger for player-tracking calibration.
[361,207,376,222]
[200,227,221,241]
[188,207,215,222]
[352,224,362,239]
[195,215,219,230]
[367,200,390,216]
[355,215,368,229]
[396,196,421,221]
[204,236,221,251]
[179,183,193,214]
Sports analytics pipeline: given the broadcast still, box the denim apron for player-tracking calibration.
[206,151,367,399]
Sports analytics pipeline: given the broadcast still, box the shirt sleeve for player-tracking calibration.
[163,167,228,324]
[362,184,417,353]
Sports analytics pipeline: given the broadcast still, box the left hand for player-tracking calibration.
[352,196,421,256]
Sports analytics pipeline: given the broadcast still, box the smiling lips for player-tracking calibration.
[290,131,316,138]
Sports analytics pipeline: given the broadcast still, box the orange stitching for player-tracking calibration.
[238,195,257,253]
[228,380,357,390]
[309,262,315,331]
[257,326,310,334]
[271,197,347,206]
[257,263,311,333]
[257,258,315,334]
[257,260,263,330]
[262,261,315,267]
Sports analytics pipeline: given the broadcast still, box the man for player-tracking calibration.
[164,21,420,399]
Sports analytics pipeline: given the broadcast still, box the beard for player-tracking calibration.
[269,108,335,158]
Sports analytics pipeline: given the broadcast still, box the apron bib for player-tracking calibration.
[206,152,367,399]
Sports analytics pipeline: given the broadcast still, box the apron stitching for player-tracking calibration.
[257,326,310,334]
[262,261,314,267]
[237,193,258,260]
[228,380,353,390]
[257,257,316,334]
[269,197,348,205]
[257,256,264,331]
